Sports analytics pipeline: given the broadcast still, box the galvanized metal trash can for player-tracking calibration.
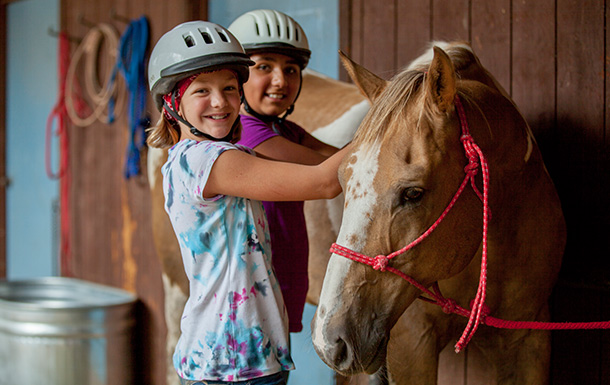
[0,277,137,385]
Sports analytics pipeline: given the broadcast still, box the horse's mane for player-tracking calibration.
[353,42,478,145]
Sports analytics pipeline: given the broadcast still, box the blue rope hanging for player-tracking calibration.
[115,16,150,179]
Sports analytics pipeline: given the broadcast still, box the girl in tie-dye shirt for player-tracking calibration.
[147,21,351,384]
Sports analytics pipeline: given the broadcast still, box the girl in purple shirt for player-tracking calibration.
[229,9,339,335]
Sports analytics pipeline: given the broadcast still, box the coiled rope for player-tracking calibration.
[65,23,124,127]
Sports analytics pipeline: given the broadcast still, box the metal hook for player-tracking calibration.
[78,13,96,28]
[47,27,81,44]
[110,8,131,24]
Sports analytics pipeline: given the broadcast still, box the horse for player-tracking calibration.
[311,42,566,385]
[147,69,369,385]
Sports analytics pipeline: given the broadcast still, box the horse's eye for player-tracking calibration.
[402,187,424,203]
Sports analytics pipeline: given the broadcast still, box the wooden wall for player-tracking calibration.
[58,1,206,384]
[339,0,610,384]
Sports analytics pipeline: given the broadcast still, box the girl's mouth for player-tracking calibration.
[206,113,230,120]
[266,93,286,100]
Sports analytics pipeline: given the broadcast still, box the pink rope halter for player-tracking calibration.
[330,95,610,353]
[331,95,489,352]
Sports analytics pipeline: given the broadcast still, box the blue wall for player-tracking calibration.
[6,0,60,279]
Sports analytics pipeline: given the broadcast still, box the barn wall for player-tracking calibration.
[59,1,206,384]
[340,0,610,384]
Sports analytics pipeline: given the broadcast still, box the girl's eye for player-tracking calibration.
[285,67,299,75]
[401,187,424,203]
[256,64,270,71]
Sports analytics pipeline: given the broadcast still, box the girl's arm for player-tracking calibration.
[299,131,338,157]
[253,134,336,165]
[204,143,352,202]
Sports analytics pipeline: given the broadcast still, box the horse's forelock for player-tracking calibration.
[353,70,427,145]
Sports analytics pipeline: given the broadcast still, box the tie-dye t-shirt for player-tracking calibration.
[162,139,295,381]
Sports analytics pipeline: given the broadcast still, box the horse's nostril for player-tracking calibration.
[331,337,348,366]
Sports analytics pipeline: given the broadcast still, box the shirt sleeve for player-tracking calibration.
[238,115,278,149]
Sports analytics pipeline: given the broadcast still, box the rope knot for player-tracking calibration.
[464,162,479,176]
[373,255,389,271]
[469,299,491,321]
[441,299,457,314]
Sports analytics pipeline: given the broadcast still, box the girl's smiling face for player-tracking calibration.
[243,53,302,117]
[178,70,241,140]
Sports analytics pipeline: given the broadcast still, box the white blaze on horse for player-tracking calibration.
[147,69,368,385]
[311,42,566,385]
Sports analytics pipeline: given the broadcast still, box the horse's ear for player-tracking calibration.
[425,46,457,114]
[339,50,388,102]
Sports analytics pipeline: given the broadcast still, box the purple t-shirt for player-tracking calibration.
[237,115,309,333]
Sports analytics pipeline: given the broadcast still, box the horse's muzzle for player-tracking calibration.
[312,310,388,375]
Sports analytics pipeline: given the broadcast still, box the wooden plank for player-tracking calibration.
[555,0,605,286]
[349,0,365,69]
[338,0,352,81]
[550,283,602,385]
[360,0,396,79]
[431,0,469,42]
[470,0,511,93]
[512,0,556,154]
[396,0,432,69]
[602,290,610,384]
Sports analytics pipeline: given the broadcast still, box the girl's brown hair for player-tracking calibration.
[146,114,180,149]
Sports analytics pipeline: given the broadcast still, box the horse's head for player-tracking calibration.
[311,44,509,375]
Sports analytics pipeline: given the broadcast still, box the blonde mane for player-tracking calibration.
[353,69,426,145]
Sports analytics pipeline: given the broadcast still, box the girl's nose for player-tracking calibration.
[271,69,287,87]
[210,91,228,108]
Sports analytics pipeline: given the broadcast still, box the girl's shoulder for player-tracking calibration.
[170,139,253,156]
[165,140,254,175]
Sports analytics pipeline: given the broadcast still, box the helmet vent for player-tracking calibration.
[217,29,229,42]
[183,34,196,47]
[295,28,299,41]
[201,31,213,44]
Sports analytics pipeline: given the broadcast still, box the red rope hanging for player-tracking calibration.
[46,31,84,276]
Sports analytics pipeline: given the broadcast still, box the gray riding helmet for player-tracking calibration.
[228,9,311,68]
[148,20,254,111]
